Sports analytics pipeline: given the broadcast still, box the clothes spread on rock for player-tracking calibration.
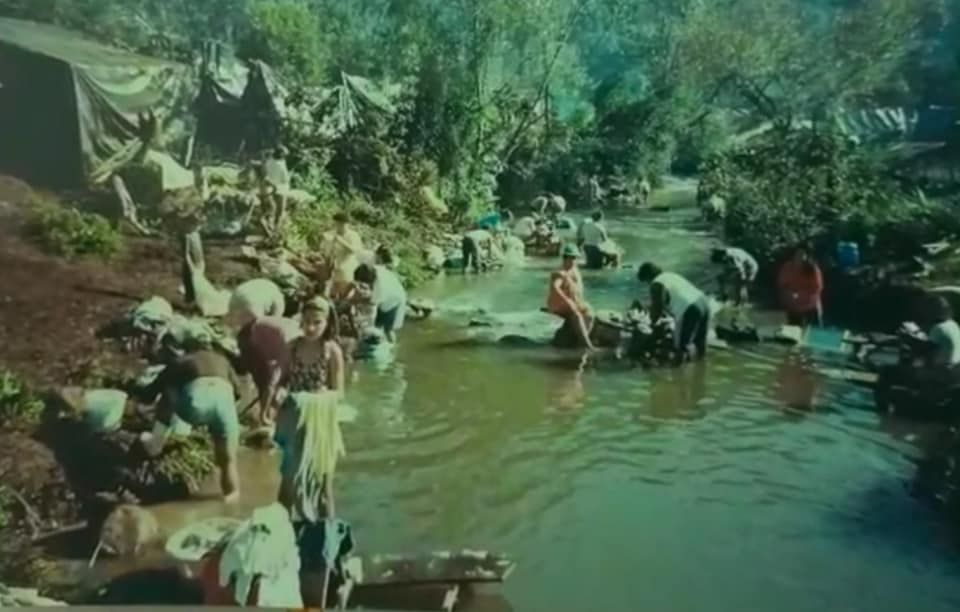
[214,503,303,608]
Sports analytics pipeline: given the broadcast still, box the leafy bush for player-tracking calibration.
[0,369,45,428]
[28,198,123,259]
[704,128,907,264]
[0,485,13,531]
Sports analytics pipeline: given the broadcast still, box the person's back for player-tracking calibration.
[726,248,758,280]
[579,218,606,246]
[653,272,704,321]
[373,265,407,312]
[230,279,286,325]
[929,319,960,367]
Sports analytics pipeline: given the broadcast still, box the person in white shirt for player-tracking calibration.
[514,215,538,241]
[354,263,407,342]
[259,146,290,234]
[876,295,960,414]
[711,247,759,306]
[323,212,365,299]
[637,262,710,363]
[578,211,619,270]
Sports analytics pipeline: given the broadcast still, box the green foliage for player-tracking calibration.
[237,0,326,84]
[705,129,873,261]
[147,433,215,494]
[0,485,13,531]
[28,198,123,259]
[0,369,45,428]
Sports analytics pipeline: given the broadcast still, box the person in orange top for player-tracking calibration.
[546,244,596,350]
[778,245,824,326]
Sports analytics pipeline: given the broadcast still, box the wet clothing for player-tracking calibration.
[677,299,710,359]
[778,260,823,318]
[237,317,301,392]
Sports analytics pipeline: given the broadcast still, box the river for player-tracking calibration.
[91,183,960,611]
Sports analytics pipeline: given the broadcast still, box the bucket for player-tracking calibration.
[836,241,860,269]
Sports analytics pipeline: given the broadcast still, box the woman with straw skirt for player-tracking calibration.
[273,296,351,605]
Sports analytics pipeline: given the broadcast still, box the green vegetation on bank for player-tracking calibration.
[0,370,44,429]
[27,198,124,259]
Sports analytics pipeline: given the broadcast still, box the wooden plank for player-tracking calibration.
[348,550,515,587]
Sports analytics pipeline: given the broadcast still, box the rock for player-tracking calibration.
[98,505,160,558]
[0,583,67,606]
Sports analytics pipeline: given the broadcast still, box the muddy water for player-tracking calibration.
[89,184,960,611]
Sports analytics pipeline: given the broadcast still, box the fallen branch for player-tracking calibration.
[32,521,88,543]
[6,488,43,538]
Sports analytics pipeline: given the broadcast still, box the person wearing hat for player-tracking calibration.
[137,345,244,502]
[546,244,595,350]
[637,262,710,364]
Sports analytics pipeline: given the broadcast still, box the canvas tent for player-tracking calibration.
[195,43,289,156]
[0,18,194,188]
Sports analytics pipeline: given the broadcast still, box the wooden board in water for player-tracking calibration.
[350,550,515,587]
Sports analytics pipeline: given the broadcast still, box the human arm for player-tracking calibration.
[326,341,345,397]
[650,282,668,321]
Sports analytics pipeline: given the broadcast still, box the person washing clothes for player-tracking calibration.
[323,212,365,300]
[577,211,619,269]
[274,296,345,528]
[353,263,407,343]
[778,245,823,326]
[711,247,758,306]
[236,315,302,427]
[137,346,244,503]
[875,295,960,414]
[637,262,711,364]
[461,226,496,274]
[546,244,595,350]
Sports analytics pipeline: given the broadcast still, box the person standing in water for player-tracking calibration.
[637,262,711,363]
[546,244,595,350]
[778,245,823,326]
[461,226,495,274]
[274,296,346,527]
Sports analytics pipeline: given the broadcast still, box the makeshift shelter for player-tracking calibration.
[195,43,288,157]
[0,18,194,188]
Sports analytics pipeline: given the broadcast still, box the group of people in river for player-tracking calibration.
[136,210,410,529]
[543,232,828,365]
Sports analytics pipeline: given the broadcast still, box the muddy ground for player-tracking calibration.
[0,175,254,589]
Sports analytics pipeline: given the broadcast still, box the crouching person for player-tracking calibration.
[137,347,243,503]
[875,295,960,417]
[353,263,407,343]
[637,262,711,364]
